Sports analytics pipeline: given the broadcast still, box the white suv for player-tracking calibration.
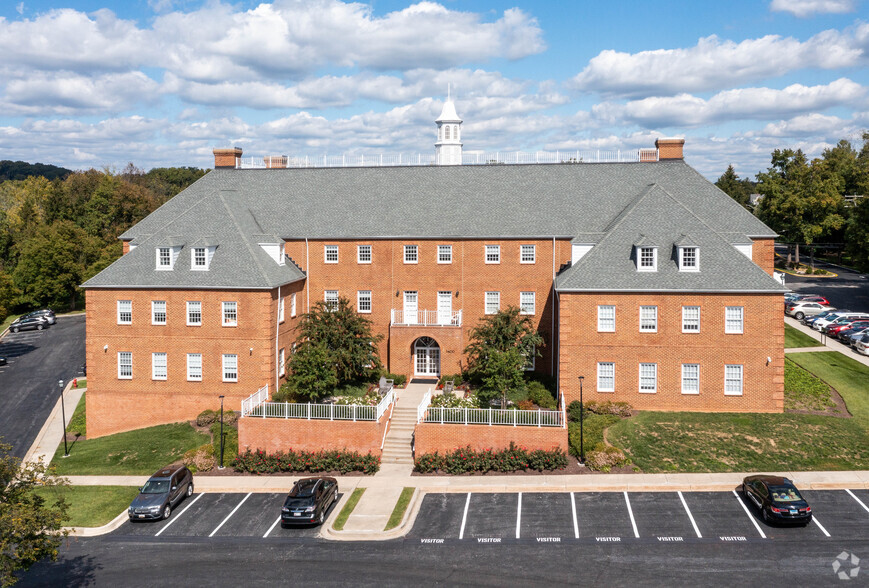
[813,312,865,331]
[785,301,833,321]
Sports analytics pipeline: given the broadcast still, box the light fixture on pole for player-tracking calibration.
[578,376,585,465]
[218,395,225,470]
[59,380,69,458]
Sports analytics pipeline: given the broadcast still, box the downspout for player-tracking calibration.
[275,284,281,392]
[551,237,556,376]
[305,238,310,313]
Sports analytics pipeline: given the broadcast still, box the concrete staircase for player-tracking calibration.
[380,383,429,467]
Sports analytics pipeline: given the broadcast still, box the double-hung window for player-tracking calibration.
[639,306,657,332]
[118,352,132,379]
[187,301,201,326]
[278,297,285,323]
[222,301,237,326]
[682,306,700,333]
[192,247,207,269]
[187,353,202,381]
[682,364,700,395]
[638,246,657,271]
[520,292,535,315]
[485,291,500,315]
[597,362,615,392]
[597,305,615,332]
[152,352,167,381]
[404,245,418,264]
[117,300,132,325]
[725,306,744,334]
[523,345,536,371]
[325,290,339,311]
[152,300,166,325]
[222,354,238,382]
[679,247,699,271]
[156,247,172,269]
[357,290,372,313]
[438,245,452,263]
[485,245,500,264]
[520,244,536,264]
[725,365,743,396]
[357,245,372,264]
[279,348,286,377]
[290,293,297,317]
[639,363,657,393]
[324,245,338,263]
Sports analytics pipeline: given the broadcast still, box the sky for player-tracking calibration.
[1,0,868,180]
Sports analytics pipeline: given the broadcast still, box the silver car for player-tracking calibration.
[785,301,832,321]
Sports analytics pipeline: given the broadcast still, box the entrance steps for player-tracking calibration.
[379,383,429,468]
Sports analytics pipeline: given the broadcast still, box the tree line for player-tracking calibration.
[715,132,869,271]
[0,163,206,321]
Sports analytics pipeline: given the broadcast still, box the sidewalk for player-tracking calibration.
[784,316,869,367]
[23,381,83,466]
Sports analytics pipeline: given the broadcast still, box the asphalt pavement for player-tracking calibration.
[0,314,86,458]
[778,250,869,312]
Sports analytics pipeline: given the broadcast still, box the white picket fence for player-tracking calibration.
[417,390,566,428]
[241,386,395,422]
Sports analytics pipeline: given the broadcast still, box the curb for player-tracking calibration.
[323,487,422,541]
[66,510,128,537]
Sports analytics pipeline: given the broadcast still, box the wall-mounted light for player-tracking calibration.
[766,356,771,365]
[455,291,459,298]
[250,347,254,356]
[103,344,108,352]
[395,290,400,297]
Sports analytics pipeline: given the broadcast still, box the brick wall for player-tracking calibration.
[414,423,568,454]
[751,238,776,275]
[238,414,387,455]
[558,292,784,412]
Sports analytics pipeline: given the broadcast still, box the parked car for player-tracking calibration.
[22,309,56,325]
[128,465,193,521]
[280,477,338,526]
[785,301,833,320]
[795,295,831,306]
[742,475,812,526]
[822,315,869,336]
[8,315,48,333]
[802,309,844,327]
[0,357,6,366]
[830,320,869,340]
[813,312,864,331]
[856,333,869,356]
[841,325,869,347]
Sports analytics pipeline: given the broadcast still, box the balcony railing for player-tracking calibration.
[391,309,462,326]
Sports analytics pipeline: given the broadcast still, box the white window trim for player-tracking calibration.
[437,245,452,264]
[357,290,372,314]
[222,354,238,383]
[151,300,166,325]
[279,348,286,377]
[520,244,536,264]
[678,246,700,272]
[357,245,372,264]
[278,297,285,323]
[156,247,173,270]
[404,245,418,264]
[485,291,500,315]
[186,353,202,382]
[324,244,339,264]
[117,352,132,380]
[290,293,297,318]
[222,301,238,327]
[186,301,202,326]
[637,246,658,272]
[485,244,501,264]
[325,290,339,310]
[639,363,657,393]
[639,305,658,333]
[117,300,132,325]
[597,362,615,392]
[597,305,616,332]
[725,364,744,396]
[682,306,701,333]
[725,306,744,334]
[191,247,209,271]
[520,292,535,315]
[681,364,700,395]
[152,352,167,381]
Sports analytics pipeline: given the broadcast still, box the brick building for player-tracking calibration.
[82,99,786,438]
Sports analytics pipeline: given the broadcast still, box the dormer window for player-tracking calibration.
[637,246,657,272]
[156,245,182,270]
[679,246,699,272]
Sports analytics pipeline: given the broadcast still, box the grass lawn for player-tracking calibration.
[784,358,835,412]
[33,485,139,527]
[210,422,239,465]
[333,488,365,531]
[784,324,823,348]
[607,351,869,473]
[51,423,210,475]
[66,393,86,437]
[384,487,414,531]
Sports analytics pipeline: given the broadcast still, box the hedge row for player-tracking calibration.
[414,443,567,474]
[232,448,380,475]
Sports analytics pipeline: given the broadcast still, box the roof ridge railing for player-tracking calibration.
[236,149,658,169]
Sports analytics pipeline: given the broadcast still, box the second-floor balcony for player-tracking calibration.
[391,309,462,327]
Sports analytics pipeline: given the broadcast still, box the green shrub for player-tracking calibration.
[272,381,302,403]
[517,400,535,410]
[583,400,633,417]
[526,381,557,409]
[438,373,466,389]
[335,389,381,406]
[183,443,215,473]
[525,372,557,394]
[414,443,567,474]
[430,392,480,408]
[585,446,629,472]
[211,422,238,464]
[196,409,217,426]
[381,372,407,387]
[568,414,620,458]
[567,400,583,423]
[233,448,380,475]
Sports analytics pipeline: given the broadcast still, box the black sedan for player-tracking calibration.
[742,475,812,525]
[280,477,338,526]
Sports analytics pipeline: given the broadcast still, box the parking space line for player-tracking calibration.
[570,492,578,539]
[623,492,639,538]
[459,493,470,540]
[209,493,251,538]
[263,516,282,538]
[812,516,831,538]
[515,493,522,539]
[154,493,203,537]
[732,490,766,539]
[845,489,869,514]
[678,491,702,538]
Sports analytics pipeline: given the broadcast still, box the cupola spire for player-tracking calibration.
[435,87,462,165]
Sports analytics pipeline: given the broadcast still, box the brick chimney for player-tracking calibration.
[655,137,685,160]
[213,147,243,169]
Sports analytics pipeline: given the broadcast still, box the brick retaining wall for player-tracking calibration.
[238,411,390,455]
[414,422,568,455]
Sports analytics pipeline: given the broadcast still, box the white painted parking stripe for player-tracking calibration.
[459,493,471,540]
[845,489,869,514]
[570,492,579,539]
[812,516,831,538]
[209,493,251,537]
[154,492,203,537]
[515,493,522,539]
[623,492,639,538]
[732,490,766,539]
[678,491,702,538]
[263,516,282,538]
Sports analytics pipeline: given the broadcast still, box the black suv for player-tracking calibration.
[9,315,48,333]
[280,477,338,526]
[742,475,812,525]
[128,466,194,521]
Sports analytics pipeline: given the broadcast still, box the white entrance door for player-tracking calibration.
[437,291,452,325]
[404,291,418,324]
[414,337,440,377]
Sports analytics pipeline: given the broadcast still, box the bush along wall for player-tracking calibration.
[233,448,380,475]
[414,443,567,474]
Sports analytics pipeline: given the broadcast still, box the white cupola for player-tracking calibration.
[435,85,462,165]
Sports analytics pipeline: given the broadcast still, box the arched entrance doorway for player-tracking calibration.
[413,336,440,377]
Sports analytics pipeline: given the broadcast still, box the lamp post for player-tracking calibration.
[578,376,585,465]
[218,395,225,469]
[59,380,69,458]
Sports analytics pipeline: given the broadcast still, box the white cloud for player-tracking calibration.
[770,0,856,17]
[15,3,23,15]
[571,29,862,98]
[2,72,159,115]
